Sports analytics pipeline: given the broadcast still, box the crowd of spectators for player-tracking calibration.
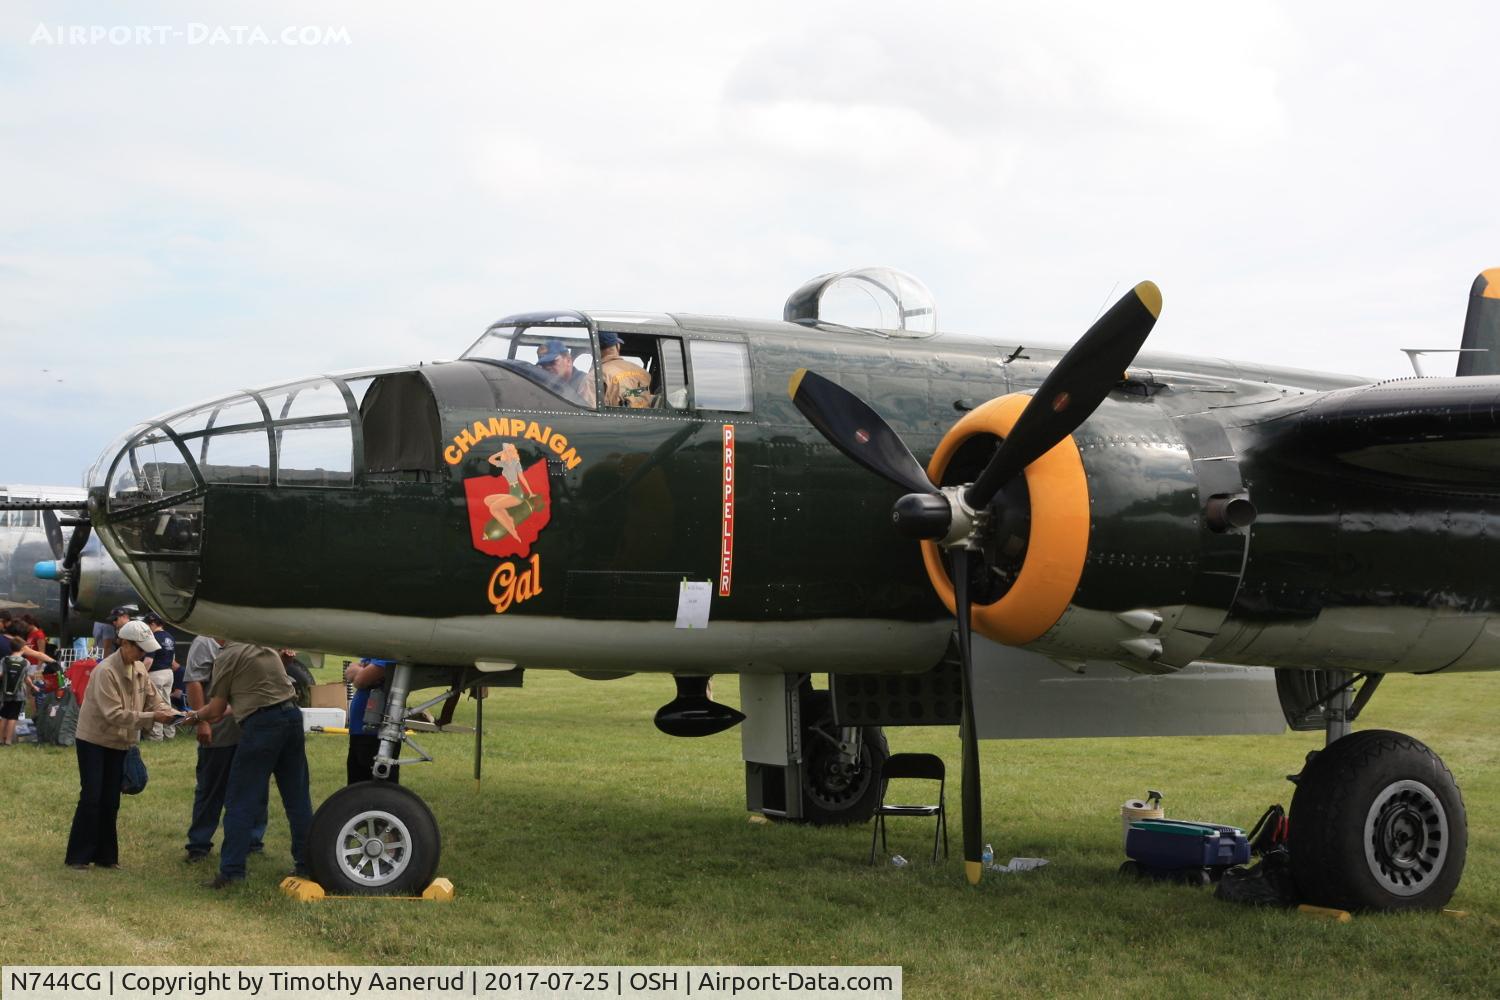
[5,605,412,890]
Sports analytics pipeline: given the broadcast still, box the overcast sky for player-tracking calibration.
[4,2,1498,484]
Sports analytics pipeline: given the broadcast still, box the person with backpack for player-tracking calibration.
[1,639,29,746]
[65,620,180,869]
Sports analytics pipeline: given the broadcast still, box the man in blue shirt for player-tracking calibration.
[142,612,178,740]
[344,657,401,784]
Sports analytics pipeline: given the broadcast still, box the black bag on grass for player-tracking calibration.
[55,688,79,747]
[1215,845,1299,907]
[33,691,64,744]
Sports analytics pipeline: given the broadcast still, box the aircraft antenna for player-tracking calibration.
[1092,281,1121,322]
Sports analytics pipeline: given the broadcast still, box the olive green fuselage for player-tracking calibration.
[93,314,1500,676]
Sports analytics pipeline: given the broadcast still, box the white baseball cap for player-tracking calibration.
[117,619,161,652]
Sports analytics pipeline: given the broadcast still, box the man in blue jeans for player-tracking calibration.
[186,642,313,889]
[181,635,267,863]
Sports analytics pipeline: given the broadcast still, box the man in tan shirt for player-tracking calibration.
[598,331,653,407]
[66,620,179,869]
[188,642,313,888]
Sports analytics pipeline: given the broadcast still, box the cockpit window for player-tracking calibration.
[117,380,360,492]
[202,429,271,485]
[260,380,349,422]
[688,340,753,412]
[461,319,597,410]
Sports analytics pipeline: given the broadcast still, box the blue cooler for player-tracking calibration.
[1125,819,1250,870]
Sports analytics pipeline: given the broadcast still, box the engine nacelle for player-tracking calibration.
[70,537,140,623]
[920,393,1250,673]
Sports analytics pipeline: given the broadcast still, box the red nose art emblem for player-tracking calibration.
[855,429,871,444]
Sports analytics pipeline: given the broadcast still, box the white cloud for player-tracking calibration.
[3,1,1500,481]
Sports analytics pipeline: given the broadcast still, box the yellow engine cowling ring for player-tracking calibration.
[920,393,1091,646]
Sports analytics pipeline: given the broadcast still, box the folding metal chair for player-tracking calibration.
[868,752,948,864]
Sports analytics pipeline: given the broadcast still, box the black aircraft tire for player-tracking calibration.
[796,690,888,826]
[307,781,442,896]
[1289,729,1466,912]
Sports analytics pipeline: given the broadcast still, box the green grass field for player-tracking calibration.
[1,669,1496,998]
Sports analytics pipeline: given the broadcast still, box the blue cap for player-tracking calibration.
[537,339,568,364]
[598,331,621,349]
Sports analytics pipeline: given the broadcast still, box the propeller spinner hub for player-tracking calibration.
[891,485,986,549]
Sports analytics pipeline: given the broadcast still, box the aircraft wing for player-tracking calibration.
[1267,376,1500,483]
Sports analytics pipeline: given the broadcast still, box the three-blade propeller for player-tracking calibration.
[790,281,1161,884]
[41,508,92,646]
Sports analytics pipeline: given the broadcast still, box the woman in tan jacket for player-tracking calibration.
[66,619,180,869]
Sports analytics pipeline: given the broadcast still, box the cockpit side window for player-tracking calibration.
[687,340,753,412]
[657,337,689,409]
[157,381,359,489]
[462,320,596,411]
[597,331,688,410]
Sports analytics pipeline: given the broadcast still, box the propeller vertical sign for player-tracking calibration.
[719,424,735,597]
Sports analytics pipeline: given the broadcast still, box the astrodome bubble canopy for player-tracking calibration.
[782,266,937,337]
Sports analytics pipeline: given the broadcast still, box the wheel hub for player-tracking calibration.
[337,810,413,888]
[1363,779,1448,896]
[805,740,871,809]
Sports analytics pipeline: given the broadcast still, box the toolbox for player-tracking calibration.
[1125,819,1250,870]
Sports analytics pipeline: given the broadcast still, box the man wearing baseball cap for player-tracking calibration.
[66,619,179,869]
[141,612,178,740]
[94,605,135,660]
[534,339,596,407]
[598,331,653,408]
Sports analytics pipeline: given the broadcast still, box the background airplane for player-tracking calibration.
[13,266,1498,912]
[0,484,139,644]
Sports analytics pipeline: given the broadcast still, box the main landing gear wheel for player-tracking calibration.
[797,690,888,826]
[1289,729,1467,912]
[307,781,442,896]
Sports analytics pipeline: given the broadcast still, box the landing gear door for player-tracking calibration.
[740,674,804,820]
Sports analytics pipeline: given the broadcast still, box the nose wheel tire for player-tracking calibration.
[1289,729,1466,912]
[308,781,442,896]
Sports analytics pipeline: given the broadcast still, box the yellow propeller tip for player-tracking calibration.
[1133,281,1162,319]
[788,368,808,398]
[1480,268,1500,300]
[965,860,983,885]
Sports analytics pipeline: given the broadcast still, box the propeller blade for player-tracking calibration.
[966,281,1161,509]
[41,509,65,560]
[63,520,91,569]
[790,369,937,496]
[951,547,984,885]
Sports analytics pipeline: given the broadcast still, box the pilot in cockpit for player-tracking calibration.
[535,339,596,407]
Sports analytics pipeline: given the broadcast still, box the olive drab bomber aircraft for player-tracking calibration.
[16,265,1500,911]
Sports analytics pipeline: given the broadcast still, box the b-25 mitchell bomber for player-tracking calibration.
[24,265,1500,911]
